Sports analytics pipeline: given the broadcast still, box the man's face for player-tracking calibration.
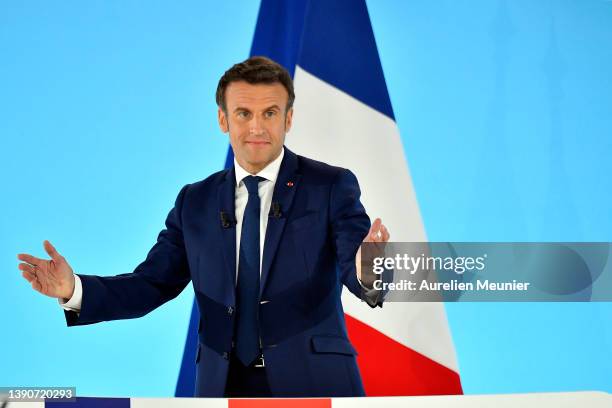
[218,81,293,174]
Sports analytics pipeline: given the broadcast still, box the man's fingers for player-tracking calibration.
[31,279,43,293]
[370,218,382,240]
[17,253,44,266]
[381,224,390,241]
[22,270,36,283]
[18,262,37,274]
[22,269,43,293]
[364,218,390,242]
[43,240,62,262]
[371,218,381,231]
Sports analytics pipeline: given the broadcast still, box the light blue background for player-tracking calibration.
[1,0,611,397]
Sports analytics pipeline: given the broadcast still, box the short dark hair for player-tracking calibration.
[216,56,295,113]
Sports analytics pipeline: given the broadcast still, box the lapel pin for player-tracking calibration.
[286,181,294,187]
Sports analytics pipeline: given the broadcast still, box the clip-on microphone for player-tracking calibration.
[220,211,235,229]
[270,202,282,219]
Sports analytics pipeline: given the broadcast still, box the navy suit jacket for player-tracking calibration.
[65,147,376,397]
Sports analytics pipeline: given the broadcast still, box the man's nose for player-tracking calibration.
[249,116,264,136]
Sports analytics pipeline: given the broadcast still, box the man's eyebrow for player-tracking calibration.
[264,104,281,111]
[232,104,282,113]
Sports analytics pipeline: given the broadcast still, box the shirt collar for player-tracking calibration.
[234,146,285,186]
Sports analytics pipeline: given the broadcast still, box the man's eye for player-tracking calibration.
[265,111,276,118]
[238,111,249,118]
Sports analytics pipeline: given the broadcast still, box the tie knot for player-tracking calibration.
[243,175,264,195]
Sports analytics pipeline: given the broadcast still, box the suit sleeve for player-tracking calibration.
[329,168,381,306]
[65,184,192,326]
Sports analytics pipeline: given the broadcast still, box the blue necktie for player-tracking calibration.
[235,175,264,366]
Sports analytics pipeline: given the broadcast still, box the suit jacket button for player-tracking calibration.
[227,306,234,315]
[222,352,229,360]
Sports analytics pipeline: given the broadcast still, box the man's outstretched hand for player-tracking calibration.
[18,240,75,301]
[363,217,390,244]
[356,217,390,287]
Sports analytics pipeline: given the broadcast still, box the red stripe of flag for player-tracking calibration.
[346,314,463,396]
[229,398,331,408]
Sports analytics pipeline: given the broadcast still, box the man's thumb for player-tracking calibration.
[43,240,62,261]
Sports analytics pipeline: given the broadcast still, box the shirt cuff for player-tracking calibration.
[358,277,382,307]
[58,274,82,312]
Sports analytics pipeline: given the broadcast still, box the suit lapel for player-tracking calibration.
[216,166,237,304]
[260,148,301,297]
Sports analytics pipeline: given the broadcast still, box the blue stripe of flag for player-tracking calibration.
[297,0,395,120]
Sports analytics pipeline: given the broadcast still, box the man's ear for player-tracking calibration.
[285,107,294,133]
[218,107,229,133]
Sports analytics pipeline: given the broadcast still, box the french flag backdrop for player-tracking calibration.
[175,0,461,397]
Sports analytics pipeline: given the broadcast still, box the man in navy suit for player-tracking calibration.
[18,56,390,397]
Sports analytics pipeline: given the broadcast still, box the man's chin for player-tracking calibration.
[238,147,282,171]
[242,156,270,171]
